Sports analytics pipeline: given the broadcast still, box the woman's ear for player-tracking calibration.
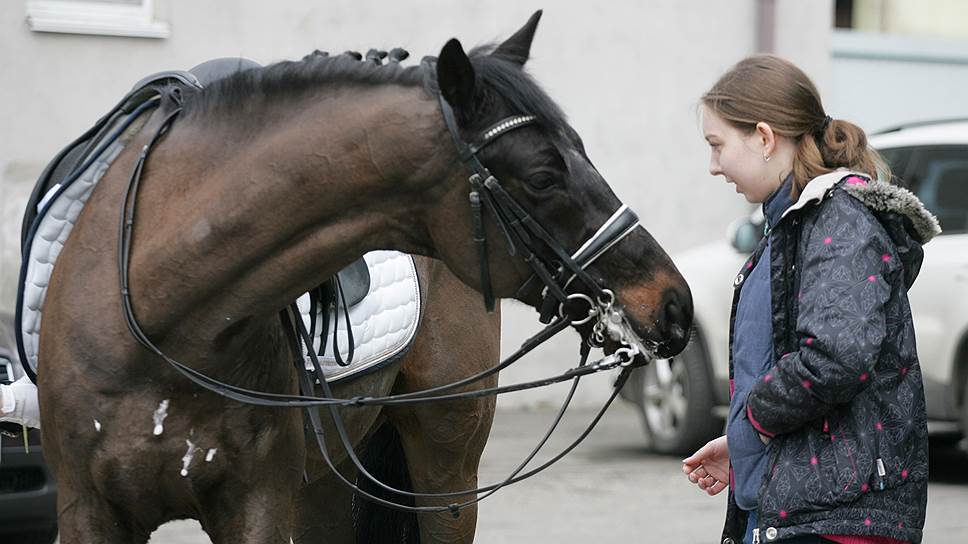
[755,122,776,158]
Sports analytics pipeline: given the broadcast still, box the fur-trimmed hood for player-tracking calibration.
[782,169,941,288]
[782,169,942,243]
[842,178,942,243]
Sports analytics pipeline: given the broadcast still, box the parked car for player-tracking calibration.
[0,312,58,544]
[621,118,968,455]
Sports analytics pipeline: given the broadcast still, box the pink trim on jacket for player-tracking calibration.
[746,403,776,438]
[824,534,908,544]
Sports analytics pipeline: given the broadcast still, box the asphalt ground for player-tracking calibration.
[110,402,968,543]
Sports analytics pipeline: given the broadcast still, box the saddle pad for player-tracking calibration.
[297,250,421,384]
[20,113,150,374]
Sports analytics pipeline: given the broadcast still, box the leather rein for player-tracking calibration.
[116,73,650,515]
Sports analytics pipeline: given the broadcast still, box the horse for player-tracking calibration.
[34,11,692,543]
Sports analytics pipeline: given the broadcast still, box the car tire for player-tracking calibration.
[634,336,723,455]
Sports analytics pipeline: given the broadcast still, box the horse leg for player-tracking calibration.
[196,404,306,544]
[56,484,148,543]
[202,481,298,544]
[385,257,501,543]
[294,367,401,543]
[387,394,495,543]
[291,456,359,544]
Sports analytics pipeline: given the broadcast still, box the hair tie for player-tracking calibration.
[814,115,832,139]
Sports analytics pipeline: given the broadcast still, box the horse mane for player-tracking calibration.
[180,44,569,130]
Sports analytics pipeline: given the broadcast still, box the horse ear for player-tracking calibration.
[437,38,476,113]
[491,10,542,66]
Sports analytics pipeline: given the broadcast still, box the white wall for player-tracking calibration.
[0,0,832,407]
[828,29,968,134]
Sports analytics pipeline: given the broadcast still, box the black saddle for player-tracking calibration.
[21,57,370,308]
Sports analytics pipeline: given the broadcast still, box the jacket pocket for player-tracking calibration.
[827,415,870,505]
[759,432,836,518]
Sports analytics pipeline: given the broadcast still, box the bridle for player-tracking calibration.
[116,68,652,516]
[428,59,641,329]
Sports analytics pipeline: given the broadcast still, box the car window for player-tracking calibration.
[888,145,968,235]
[877,147,914,187]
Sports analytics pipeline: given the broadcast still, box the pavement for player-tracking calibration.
[123,400,968,543]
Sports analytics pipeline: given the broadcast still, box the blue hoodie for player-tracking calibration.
[726,174,793,511]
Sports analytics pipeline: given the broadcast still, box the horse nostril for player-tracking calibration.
[659,288,693,341]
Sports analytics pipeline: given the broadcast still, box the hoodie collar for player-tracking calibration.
[763,173,794,231]
[778,168,942,243]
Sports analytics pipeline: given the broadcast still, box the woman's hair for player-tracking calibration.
[701,55,889,197]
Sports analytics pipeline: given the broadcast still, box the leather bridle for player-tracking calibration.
[115,71,652,516]
[428,58,641,327]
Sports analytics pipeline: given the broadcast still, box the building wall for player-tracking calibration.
[828,30,968,134]
[0,0,832,407]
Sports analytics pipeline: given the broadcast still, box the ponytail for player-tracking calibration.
[791,118,890,197]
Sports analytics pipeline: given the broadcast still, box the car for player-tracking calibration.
[0,312,58,544]
[621,118,968,455]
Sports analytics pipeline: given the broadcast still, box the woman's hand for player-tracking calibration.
[682,435,729,496]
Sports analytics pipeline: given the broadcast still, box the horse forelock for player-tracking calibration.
[466,44,570,134]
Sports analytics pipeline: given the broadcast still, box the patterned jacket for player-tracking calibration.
[720,171,942,544]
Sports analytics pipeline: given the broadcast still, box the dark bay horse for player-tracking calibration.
[37,11,692,543]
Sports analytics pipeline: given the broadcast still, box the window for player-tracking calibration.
[834,0,853,29]
[878,146,914,187]
[892,146,968,235]
[26,0,170,39]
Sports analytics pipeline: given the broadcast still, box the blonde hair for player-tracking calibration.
[702,55,889,197]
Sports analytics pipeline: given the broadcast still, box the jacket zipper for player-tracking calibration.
[753,527,760,544]
[876,457,887,491]
[874,404,886,490]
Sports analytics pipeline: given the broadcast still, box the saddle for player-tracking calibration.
[22,60,372,310]
[16,58,419,384]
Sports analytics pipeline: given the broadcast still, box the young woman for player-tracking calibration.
[681,55,938,544]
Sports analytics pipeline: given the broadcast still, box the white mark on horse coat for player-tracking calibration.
[152,399,170,436]
[191,220,211,242]
[205,448,217,462]
[180,439,198,477]
[93,419,101,432]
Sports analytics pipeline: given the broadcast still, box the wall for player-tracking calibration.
[828,29,968,133]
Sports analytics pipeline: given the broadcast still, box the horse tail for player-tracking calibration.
[353,421,420,543]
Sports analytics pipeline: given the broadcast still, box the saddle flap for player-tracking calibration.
[336,257,370,308]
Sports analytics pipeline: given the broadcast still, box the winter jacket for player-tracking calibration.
[720,171,941,544]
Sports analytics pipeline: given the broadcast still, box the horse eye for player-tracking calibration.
[526,173,557,191]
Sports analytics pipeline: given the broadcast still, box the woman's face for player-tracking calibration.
[701,107,782,203]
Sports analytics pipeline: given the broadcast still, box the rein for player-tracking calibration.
[116,77,650,515]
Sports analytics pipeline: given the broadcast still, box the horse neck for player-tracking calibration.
[129,84,450,338]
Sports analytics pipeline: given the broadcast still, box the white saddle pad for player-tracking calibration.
[21,125,421,385]
[20,115,149,375]
[297,251,421,383]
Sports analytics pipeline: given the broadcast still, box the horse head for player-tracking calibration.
[423,11,693,359]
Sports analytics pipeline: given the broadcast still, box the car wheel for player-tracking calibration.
[635,337,723,455]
